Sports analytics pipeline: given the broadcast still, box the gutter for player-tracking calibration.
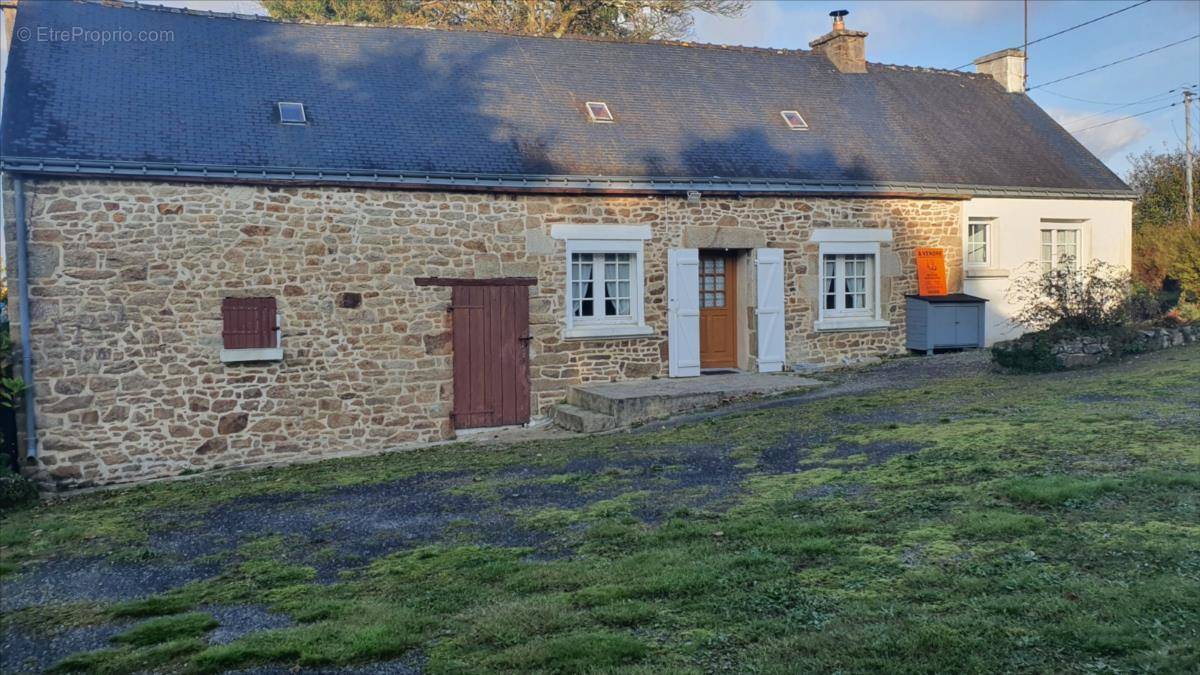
[11,176,36,460]
[0,157,1138,201]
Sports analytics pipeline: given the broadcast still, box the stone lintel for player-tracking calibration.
[682,226,767,250]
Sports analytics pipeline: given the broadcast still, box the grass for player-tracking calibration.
[2,345,1199,673]
[112,613,219,647]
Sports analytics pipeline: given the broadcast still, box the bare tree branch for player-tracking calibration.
[261,0,748,40]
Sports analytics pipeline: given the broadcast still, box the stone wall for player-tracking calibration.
[6,179,962,487]
[993,325,1199,370]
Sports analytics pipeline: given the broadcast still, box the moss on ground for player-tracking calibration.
[2,345,1198,673]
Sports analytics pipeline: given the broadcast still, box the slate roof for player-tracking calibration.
[0,0,1133,198]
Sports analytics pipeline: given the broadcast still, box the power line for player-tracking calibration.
[1025,0,1152,49]
[1039,90,1146,105]
[950,0,1153,70]
[1064,84,1198,125]
[1027,34,1200,90]
[1068,101,1178,133]
[1039,84,1191,108]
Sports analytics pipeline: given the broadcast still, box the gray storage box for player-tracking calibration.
[906,294,987,355]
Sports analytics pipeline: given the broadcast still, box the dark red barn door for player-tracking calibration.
[450,284,531,429]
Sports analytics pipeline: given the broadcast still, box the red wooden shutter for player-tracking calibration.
[222,297,278,349]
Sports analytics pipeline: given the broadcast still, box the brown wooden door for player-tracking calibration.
[699,251,738,368]
[451,284,531,429]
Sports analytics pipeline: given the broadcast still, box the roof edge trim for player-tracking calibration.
[0,157,1137,200]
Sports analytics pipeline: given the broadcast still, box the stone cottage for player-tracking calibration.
[1,1,1133,487]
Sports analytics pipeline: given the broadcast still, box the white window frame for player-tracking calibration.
[813,237,889,332]
[966,216,993,267]
[1038,219,1087,272]
[552,225,652,339]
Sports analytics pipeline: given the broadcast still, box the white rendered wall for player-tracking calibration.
[962,198,1133,345]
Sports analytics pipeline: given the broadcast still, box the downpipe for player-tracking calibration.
[12,176,36,460]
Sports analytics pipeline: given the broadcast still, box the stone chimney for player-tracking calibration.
[808,9,868,74]
[974,48,1026,93]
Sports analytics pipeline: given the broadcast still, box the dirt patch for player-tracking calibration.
[0,556,221,614]
[1,620,133,674]
[205,604,293,646]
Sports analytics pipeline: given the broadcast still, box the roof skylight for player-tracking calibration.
[278,102,307,125]
[586,102,614,123]
[780,110,808,130]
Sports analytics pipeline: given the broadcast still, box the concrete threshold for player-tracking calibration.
[555,371,825,432]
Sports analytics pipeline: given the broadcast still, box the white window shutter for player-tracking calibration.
[755,248,786,373]
[667,249,701,377]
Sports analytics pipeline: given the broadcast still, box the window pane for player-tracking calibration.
[968,221,988,264]
[571,253,594,318]
[604,267,631,317]
[1058,230,1078,268]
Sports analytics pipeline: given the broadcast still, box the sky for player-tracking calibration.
[52,0,1200,179]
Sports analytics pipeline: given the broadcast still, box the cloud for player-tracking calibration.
[1050,108,1151,160]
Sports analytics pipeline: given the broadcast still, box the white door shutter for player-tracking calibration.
[668,248,701,377]
[755,248,786,373]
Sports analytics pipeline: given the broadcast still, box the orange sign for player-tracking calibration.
[915,247,948,296]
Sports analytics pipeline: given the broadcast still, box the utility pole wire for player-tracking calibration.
[1065,84,1198,126]
[1067,101,1178,133]
[1022,0,1152,49]
[1039,89,1156,105]
[1027,34,1200,90]
[950,0,1153,70]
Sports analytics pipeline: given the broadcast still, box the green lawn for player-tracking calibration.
[2,346,1198,673]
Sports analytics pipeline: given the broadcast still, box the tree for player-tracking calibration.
[260,0,748,40]
[1125,149,1200,301]
[1126,149,1198,231]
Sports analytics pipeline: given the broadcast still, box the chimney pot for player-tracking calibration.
[810,10,867,74]
[974,48,1026,93]
[830,9,848,31]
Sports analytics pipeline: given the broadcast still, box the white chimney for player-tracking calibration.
[974,48,1026,94]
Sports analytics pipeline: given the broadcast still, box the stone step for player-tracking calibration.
[565,372,825,429]
[565,386,618,416]
[552,404,618,433]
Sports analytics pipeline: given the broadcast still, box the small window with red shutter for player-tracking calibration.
[220,297,283,362]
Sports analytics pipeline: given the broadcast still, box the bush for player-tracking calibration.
[991,332,1059,372]
[1006,259,1132,333]
[1173,302,1200,324]
[993,262,1171,372]
[1133,221,1200,301]
[1127,283,1173,324]
[0,465,38,509]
